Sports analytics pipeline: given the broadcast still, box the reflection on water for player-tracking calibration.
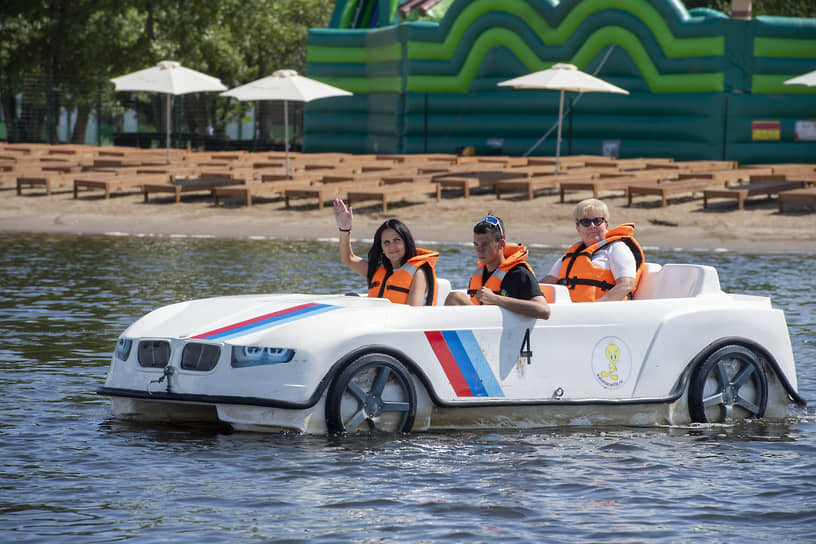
[1,232,815,543]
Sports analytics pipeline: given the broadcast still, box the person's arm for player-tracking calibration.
[538,257,563,284]
[476,267,551,318]
[596,242,637,301]
[597,276,635,301]
[405,265,430,306]
[444,291,473,306]
[475,289,551,319]
[333,199,367,278]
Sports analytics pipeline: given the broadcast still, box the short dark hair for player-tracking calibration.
[473,214,504,242]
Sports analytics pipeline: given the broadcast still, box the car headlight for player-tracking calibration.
[231,346,295,368]
[115,338,133,361]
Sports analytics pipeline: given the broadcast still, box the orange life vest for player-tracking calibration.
[556,223,645,302]
[467,244,534,304]
[368,248,439,305]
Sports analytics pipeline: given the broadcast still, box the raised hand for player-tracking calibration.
[333,198,353,230]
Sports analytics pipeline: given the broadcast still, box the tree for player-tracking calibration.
[684,0,816,17]
[218,0,334,144]
[0,0,148,143]
[1,0,332,146]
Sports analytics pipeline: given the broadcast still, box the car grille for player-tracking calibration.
[137,340,171,368]
[181,343,221,371]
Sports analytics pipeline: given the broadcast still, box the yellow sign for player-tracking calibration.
[752,120,781,141]
[592,337,631,388]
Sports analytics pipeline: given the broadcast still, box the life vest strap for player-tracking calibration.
[558,276,616,291]
[386,285,410,294]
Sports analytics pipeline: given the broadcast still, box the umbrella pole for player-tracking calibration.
[165,94,171,164]
[284,100,290,178]
[555,90,564,175]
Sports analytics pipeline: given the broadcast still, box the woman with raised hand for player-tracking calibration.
[333,198,439,306]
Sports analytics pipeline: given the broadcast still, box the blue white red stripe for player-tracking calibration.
[191,303,338,341]
[425,330,504,397]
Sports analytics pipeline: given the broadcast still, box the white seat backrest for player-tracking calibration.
[634,263,721,300]
[434,278,452,306]
[632,262,662,300]
[538,283,572,303]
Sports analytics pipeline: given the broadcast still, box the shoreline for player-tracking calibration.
[2,188,815,253]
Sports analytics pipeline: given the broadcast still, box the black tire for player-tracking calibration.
[688,345,768,423]
[326,353,417,434]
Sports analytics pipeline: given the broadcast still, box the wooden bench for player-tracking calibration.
[745,163,816,176]
[428,171,515,198]
[213,178,314,207]
[196,166,256,182]
[494,175,562,200]
[703,179,807,210]
[628,177,729,207]
[74,173,172,199]
[502,165,559,177]
[277,171,400,209]
[142,177,248,203]
[17,173,75,195]
[427,176,482,198]
[585,158,653,171]
[136,165,202,180]
[92,157,165,168]
[284,179,383,209]
[346,182,441,212]
[5,165,66,191]
[678,167,772,184]
[672,160,738,172]
[779,188,816,212]
[559,175,665,202]
[495,172,598,200]
[599,168,686,180]
[418,162,510,178]
[525,155,609,169]
[0,171,21,189]
[472,156,529,167]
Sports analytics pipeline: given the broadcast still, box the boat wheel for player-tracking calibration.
[688,345,768,423]
[326,353,416,434]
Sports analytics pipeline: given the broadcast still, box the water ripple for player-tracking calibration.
[1,233,815,543]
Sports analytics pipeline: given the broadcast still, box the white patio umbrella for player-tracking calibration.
[784,69,816,87]
[221,69,352,176]
[498,63,629,173]
[111,60,227,163]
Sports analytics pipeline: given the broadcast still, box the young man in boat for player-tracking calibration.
[445,215,551,319]
[539,198,645,302]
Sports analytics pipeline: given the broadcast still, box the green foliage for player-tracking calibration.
[0,0,332,142]
[683,0,816,17]
[752,0,816,18]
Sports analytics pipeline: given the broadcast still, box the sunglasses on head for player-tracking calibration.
[577,217,606,227]
[476,215,504,239]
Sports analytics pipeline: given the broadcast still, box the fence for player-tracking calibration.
[0,73,304,152]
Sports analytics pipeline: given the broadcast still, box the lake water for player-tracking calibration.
[2,232,815,543]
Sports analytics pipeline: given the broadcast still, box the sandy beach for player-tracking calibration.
[1,184,815,252]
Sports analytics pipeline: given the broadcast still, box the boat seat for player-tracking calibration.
[434,278,451,306]
[538,283,571,303]
[633,263,722,300]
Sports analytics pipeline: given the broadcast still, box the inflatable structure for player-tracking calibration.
[305,0,816,162]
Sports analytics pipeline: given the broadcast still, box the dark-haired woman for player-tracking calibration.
[333,198,438,306]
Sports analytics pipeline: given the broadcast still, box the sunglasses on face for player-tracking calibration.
[476,215,504,239]
[577,217,606,227]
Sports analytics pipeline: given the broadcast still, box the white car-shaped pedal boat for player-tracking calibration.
[99,263,806,434]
